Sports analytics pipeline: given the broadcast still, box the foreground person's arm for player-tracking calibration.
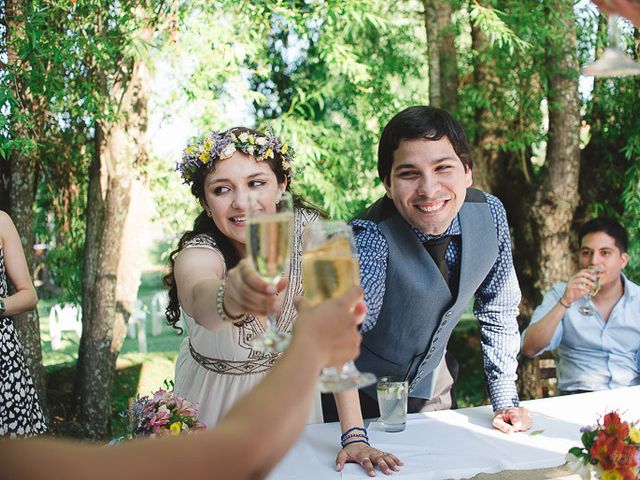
[0,287,366,480]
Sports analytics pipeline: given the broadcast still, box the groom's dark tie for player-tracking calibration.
[423,236,452,286]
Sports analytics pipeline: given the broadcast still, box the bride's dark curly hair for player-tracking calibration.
[163,126,319,332]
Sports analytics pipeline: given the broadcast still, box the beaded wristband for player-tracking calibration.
[341,433,368,443]
[340,427,367,441]
[340,427,369,448]
[216,280,249,326]
[341,439,370,448]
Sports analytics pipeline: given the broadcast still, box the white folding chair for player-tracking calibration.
[49,303,82,350]
[150,291,169,336]
[128,299,148,353]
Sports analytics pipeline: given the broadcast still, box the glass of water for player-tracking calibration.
[376,376,408,433]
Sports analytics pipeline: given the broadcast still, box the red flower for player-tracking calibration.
[603,412,630,441]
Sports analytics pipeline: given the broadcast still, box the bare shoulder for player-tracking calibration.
[0,210,14,228]
[0,210,17,246]
[175,243,226,281]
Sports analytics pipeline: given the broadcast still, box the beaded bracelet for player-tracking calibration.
[342,439,371,448]
[341,427,368,440]
[342,433,368,442]
[340,427,369,448]
[216,280,249,326]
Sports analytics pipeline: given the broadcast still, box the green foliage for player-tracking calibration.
[468,1,530,55]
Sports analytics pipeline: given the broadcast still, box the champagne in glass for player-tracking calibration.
[302,221,376,393]
[302,237,360,306]
[579,265,602,316]
[246,191,293,354]
[247,213,292,283]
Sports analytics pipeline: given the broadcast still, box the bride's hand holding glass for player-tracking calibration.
[222,259,288,318]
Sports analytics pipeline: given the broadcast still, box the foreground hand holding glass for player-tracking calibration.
[246,191,293,353]
[302,221,376,393]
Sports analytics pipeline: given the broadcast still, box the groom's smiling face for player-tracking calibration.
[579,231,628,288]
[384,137,472,236]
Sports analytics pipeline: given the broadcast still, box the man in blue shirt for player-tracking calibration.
[522,217,640,393]
[322,106,531,434]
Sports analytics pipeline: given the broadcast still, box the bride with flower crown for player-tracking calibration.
[164,126,401,476]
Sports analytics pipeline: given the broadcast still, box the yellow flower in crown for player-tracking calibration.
[264,148,273,159]
[248,134,255,145]
[282,144,289,154]
[629,426,640,443]
[199,150,210,164]
[170,422,182,436]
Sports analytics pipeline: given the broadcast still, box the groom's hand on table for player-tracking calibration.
[492,407,532,433]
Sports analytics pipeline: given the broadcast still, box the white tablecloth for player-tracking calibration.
[268,386,640,479]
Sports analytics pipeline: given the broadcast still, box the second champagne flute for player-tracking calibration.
[245,190,293,354]
[302,220,376,393]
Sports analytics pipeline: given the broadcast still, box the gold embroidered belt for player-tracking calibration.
[188,341,280,376]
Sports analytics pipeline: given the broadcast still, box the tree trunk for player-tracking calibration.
[470,23,502,195]
[115,60,151,356]
[5,0,49,424]
[423,0,458,111]
[74,32,151,439]
[528,1,581,299]
[423,0,441,107]
[436,1,458,112]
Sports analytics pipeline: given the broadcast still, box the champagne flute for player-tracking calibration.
[583,11,640,77]
[302,220,376,393]
[579,265,602,316]
[246,190,293,354]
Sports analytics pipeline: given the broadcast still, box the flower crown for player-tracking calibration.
[178,126,295,186]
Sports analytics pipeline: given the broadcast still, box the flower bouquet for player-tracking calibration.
[566,411,640,480]
[126,388,206,438]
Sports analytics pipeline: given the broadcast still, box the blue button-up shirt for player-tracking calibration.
[351,192,522,410]
[524,274,640,392]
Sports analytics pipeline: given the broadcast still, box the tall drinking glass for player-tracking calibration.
[302,220,376,393]
[246,190,293,354]
[579,265,602,316]
[583,12,640,77]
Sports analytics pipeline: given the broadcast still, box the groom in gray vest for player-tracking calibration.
[324,106,531,433]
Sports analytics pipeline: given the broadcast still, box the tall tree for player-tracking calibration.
[528,0,581,301]
[76,12,153,439]
[423,0,459,111]
[5,0,49,422]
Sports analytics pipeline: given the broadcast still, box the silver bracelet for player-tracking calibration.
[216,279,249,326]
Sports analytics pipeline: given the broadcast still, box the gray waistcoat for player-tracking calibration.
[354,188,498,400]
